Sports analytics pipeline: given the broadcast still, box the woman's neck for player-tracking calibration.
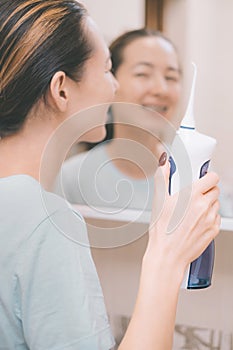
[0,114,63,189]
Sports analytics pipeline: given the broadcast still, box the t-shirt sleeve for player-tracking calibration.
[14,208,115,350]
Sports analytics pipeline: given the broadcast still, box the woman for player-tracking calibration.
[0,1,220,349]
[54,29,182,209]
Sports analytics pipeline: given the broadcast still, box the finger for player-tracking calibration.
[203,213,221,244]
[207,199,220,222]
[154,155,170,197]
[212,212,221,238]
[212,198,220,213]
[157,153,170,190]
[203,186,220,206]
[215,213,221,230]
[150,155,170,224]
[200,200,220,239]
[194,171,219,194]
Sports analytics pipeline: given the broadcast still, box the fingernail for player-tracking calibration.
[159,152,167,166]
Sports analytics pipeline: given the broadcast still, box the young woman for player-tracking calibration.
[54,29,182,209]
[0,1,220,349]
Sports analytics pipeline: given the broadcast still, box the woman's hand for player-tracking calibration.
[119,160,220,350]
[147,160,220,280]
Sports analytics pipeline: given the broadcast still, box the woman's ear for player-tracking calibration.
[49,71,68,112]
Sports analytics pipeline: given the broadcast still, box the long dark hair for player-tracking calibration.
[0,0,92,138]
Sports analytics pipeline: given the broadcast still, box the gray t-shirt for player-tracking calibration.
[54,144,154,211]
[0,175,114,349]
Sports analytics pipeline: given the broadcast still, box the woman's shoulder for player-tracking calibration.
[0,174,86,240]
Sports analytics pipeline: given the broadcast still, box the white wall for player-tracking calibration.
[80,0,145,44]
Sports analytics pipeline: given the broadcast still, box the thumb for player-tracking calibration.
[150,153,170,226]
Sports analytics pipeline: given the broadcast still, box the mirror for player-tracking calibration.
[55,0,233,220]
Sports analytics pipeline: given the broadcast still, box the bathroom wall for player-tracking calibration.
[80,0,145,44]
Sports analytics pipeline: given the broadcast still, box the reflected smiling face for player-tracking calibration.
[114,36,182,123]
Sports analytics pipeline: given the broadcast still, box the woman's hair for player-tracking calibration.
[0,0,92,138]
[110,28,178,75]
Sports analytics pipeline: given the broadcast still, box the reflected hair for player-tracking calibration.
[0,0,92,138]
[110,28,179,75]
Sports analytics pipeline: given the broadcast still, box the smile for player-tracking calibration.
[142,105,168,114]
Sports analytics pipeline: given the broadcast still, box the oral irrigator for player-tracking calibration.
[169,63,217,289]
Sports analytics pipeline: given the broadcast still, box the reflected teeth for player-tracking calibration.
[143,105,167,113]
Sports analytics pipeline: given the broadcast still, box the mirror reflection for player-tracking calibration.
[53,29,182,212]
[54,0,233,219]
